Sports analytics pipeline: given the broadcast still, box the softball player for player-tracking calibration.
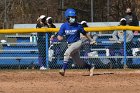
[46,17,56,28]
[36,15,55,70]
[36,15,48,70]
[52,8,95,76]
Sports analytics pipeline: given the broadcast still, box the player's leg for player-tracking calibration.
[71,51,90,68]
[59,40,82,76]
[108,43,118,69]
[126,42,133,67]
[37,37,47,70]
[109,49,116,69]
[71,51,94,76]
[59,40,94,76]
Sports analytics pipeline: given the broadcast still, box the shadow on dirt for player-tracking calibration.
[82,72,114,76]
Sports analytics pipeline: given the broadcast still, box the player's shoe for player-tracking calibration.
[40,66,47,70]
[89,64,95,76]
[59,69,65,76]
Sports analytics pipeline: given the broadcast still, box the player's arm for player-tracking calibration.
[126,31,134,42]
[84,33,92,41]
[80,26,96,44]
[50,34,64,42]
[57,35,63,41]
[112,31,120,43]
[84,33,96,44]
[51,24,65,42]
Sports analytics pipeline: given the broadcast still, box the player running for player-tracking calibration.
[52,8,95,76]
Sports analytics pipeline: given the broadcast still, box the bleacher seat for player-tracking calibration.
[0,34,39,68]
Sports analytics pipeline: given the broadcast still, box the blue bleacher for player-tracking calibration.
[0,34,39,67]
[3,46,38,50]
[96,34,140,66]
[1,33,140,68]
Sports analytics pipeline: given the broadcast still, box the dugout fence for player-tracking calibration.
[0,26,140,69]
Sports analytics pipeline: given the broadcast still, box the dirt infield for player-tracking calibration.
[0,69,140,93]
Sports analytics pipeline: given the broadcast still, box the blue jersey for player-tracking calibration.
[57,22,87,44]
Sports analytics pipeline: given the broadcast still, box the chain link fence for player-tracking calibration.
[0,31,140,69]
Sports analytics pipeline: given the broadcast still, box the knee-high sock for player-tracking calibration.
[62,61,68,71]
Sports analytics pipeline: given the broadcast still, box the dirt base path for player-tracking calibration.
[0,69,140,93]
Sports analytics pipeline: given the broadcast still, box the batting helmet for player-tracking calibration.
[65,8,76,18]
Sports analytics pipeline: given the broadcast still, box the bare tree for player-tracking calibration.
[0,0,139,29]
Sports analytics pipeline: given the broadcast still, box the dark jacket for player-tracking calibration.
[36,23,49,40]
[36,23,56,41]
[125,13,139,26]
[48,24,56,28]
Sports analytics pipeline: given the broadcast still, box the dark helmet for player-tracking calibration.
[81,21,88,27]
[120,18,127,26]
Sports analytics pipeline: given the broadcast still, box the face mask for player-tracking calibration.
[41,18,46,23]
[48,20,53,24]
[120,21,126,26]
[82,23,88,27]
[127,12,132,15]
[69,17,76,23]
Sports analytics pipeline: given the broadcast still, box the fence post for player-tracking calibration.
[46,33,49,69]
[123,30,127,69]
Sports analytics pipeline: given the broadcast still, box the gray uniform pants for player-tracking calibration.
[64,40,86,66]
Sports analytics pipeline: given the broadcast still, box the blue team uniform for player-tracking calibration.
[58,8,94,76]
[57,22,87,44]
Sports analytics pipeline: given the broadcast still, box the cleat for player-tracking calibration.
[40,66,47,70]
[89,64,95,76]
[59,69,65,76]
